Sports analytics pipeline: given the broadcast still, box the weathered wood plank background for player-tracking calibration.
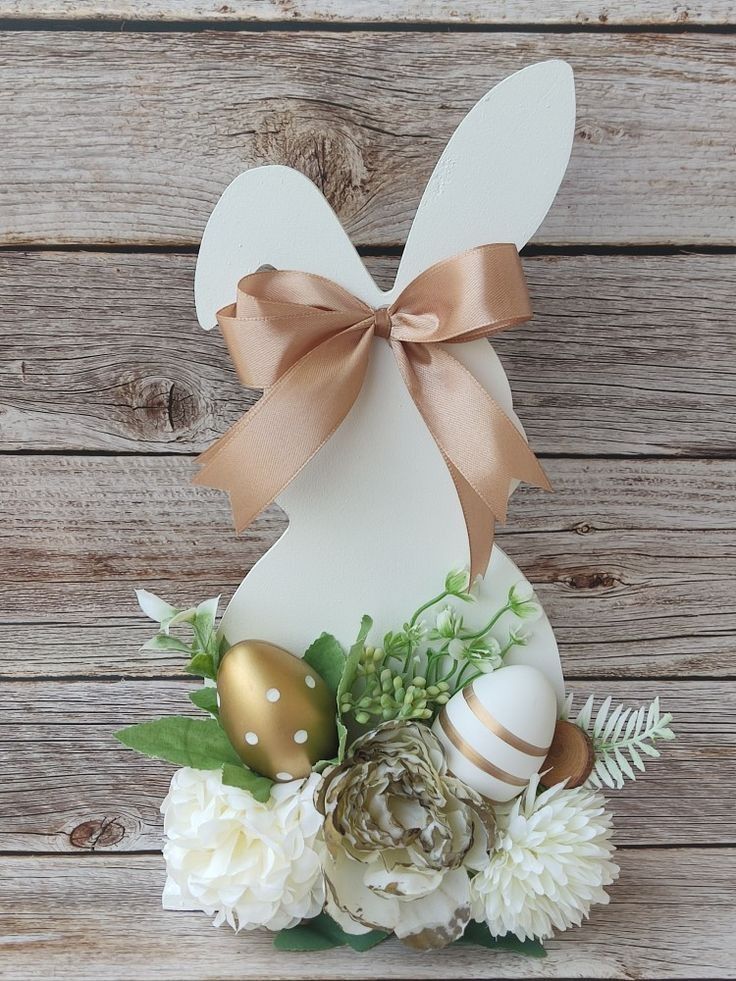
[1,3,735,979]
[3,1,736,25]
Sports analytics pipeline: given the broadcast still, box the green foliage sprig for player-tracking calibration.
[117,574,545,797]
[136,589,228,680]
[116,591,274,799]
[336,571,542,728]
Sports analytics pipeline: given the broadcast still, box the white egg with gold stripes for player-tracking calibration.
[432,664,557,802]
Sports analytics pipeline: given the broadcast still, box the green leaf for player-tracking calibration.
[196,595,220,630]
[335,717,349,764]
[136,588,178,625]
[337,616,372,707]
[115,716,241,770]
[457,922,546,958]
[185,651,216,680]
[192,596,220,652]
[343,928,389,952]
[445,568,470,595]
[274,913,387,953]
[313,755,339,773]
[335,616,372,762]
[273,924,342,952]
[303,633,346,694]
[188,687,219,716]
[221,762,273,802]
[141,633,192,653]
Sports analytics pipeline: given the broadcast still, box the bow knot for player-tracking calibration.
[194,243,550,579]
[372,306,393,340]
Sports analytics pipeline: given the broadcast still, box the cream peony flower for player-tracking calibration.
[318,721,494,949]
[160,768,325,931]
[470,774,619,941]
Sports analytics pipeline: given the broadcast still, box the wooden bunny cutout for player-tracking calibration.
[195,60,575,704]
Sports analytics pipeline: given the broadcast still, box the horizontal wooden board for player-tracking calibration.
[3,250,735,456]
[0,678,723,852]
[1,454,735,679]
[0,33,734,246]
[2,848,735,979]
[1,1,732,24]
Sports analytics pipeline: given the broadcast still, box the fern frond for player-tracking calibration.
[568,692,675,790]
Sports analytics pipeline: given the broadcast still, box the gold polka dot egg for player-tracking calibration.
[217,640,337,782]
[432,664,557,802]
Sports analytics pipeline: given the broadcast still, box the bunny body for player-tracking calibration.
[195,61,575,703]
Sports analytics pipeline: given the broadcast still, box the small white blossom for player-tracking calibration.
[508,625,532,647]
[448,637,467,660]
[434,606,462,639]
[508,581,542,622]
[161,768,325,932]
[471,652,502,673]
[448,635,503,672]
[470,775,618,941]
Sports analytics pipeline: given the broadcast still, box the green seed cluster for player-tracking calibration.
[339,645,450,724]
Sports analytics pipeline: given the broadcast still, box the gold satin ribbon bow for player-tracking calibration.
[194,243,550,579]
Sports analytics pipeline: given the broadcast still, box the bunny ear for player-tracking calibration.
[393,60,575,293]
[195,165,381,329]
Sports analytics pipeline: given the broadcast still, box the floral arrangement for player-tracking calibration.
[117,571,674,956]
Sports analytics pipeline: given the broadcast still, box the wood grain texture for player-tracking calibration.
[1,12,733,979]
[1,454,734,679]
[1,1,732,24]
[0,32,734,247]
[0,679,722,852]
[2,849,734,979]
[3,250,735,456]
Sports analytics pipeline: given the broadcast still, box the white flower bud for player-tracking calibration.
[445,568,470,595]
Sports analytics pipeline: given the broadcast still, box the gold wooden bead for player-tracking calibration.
[539,720,595,789]
[217,641,337,782]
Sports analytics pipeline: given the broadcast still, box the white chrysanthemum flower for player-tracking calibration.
[160,768,325,932]
[470,775,619,941]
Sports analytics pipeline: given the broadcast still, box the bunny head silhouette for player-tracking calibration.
[195,60,575,704]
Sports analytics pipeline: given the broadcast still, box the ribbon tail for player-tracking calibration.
[193,327,374,532]
[446,462,496,581]
[393,341,550,578]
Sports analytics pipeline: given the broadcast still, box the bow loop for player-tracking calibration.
[195,243,549,578]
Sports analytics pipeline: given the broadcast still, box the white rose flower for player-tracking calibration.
[160,768,325,931]
[470,775,618,941]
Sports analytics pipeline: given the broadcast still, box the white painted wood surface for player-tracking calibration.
[196,63,574,698]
